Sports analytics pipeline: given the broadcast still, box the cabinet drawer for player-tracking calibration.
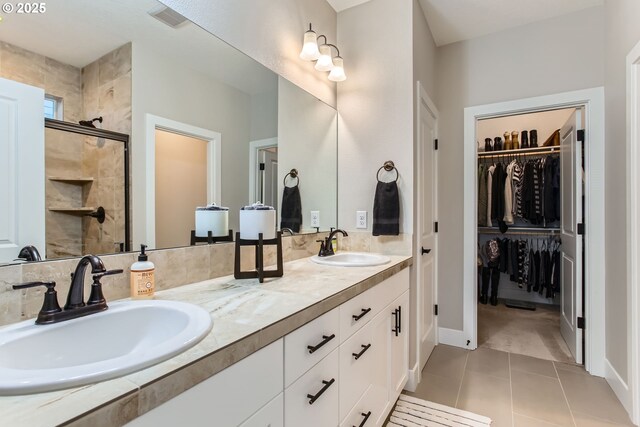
[339,289,373,342]
[339,320,374,422]
[339,385,387,427]
[285,347,339,427]
[239,393,283,427]
[126,339,283,427]
[284,307,339,387]
[370,269,409,316]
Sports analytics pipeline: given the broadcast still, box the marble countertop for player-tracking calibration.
[0,254,412,427]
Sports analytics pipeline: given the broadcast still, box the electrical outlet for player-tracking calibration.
[356,211,367,229]
[310,211,320,227]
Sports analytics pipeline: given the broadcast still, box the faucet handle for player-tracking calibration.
[87,269,123,306]
[92,269,124,281]
[13,281,62,324]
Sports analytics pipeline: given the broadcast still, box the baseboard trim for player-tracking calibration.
[438,327,468,348]
[404,362,421,392]
[605,358,633,419]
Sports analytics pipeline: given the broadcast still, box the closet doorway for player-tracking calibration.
[463,88,605,376]
[476,108,581,365]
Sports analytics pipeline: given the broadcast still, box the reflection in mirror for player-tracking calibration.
[0,0,337,264]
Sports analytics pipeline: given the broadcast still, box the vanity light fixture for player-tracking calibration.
[299,23,347,82]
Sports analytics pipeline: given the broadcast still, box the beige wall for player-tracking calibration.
[155,130,208,248]
[158,0,337,108]
[435,6,605,330]
[337,0,414,236]
[603,0,640,384]
[131,42,252,248]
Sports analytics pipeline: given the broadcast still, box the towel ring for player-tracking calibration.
[376,161,399,183]
[283,169,299,187]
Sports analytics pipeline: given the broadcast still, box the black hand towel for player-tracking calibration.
[372,181,400,236]
[280,185,302,232]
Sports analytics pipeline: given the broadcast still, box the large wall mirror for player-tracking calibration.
[0,0,337,264]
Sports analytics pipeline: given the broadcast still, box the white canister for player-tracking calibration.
[239,209,276,240]
[195,210,229,237]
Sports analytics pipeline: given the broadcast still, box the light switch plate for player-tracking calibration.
[356,211,367,229]
[310,211,320,227]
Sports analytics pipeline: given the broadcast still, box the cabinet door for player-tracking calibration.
[339,385,385,427]
[368,310,391,426]
[389,291,410,400]
[284,348,339,427]
[239,393,283,427]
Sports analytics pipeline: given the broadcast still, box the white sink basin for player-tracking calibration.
[0,300,212,395]
[310,252,391,267]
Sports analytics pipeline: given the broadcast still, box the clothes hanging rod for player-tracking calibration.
[478,226,561,235]
[477,145,559,158]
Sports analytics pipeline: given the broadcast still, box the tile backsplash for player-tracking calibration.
[0,231,412,327]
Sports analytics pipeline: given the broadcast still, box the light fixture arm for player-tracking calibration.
[326,43,340,57]
[317,34,328,45]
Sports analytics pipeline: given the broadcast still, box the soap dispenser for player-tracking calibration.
[130,244,155,299]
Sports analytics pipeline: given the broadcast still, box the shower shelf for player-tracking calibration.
[48,176,94,185]
[48,207,96,215]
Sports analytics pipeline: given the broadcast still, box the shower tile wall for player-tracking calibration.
[81,43,131,256]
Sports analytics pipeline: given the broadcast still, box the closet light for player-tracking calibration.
[299,24,320,61]
[299,23,347,82]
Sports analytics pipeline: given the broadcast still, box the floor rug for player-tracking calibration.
[386,394,492,426]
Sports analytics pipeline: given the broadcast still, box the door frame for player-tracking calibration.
[408,81,439,391]
[462,87,605,376]
[249,137,278,204]
[626,39,640,425]
[143,114,221,249]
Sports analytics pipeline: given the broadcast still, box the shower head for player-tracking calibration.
[79,116,103,128]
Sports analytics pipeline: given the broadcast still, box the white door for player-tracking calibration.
[260,148,278,208]
[417,85,438,370]
[0,78,45,263]
[560,109,583,364]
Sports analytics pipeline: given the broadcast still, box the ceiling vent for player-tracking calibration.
[148,6,188,29]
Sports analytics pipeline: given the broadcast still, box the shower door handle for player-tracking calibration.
[421,247,431,255]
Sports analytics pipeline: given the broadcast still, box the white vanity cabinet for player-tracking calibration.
[127,266,410,427]
[126,339,284,427]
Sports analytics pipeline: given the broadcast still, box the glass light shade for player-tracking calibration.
[328,56,346,82]
[314,44,334,71]
[299,30,320,61]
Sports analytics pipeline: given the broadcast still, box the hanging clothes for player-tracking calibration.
[478,163,488,226]
[503,160,515,225]
[486,164,496,227]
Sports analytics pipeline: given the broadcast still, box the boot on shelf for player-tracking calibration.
[521,130,529,149]
[484,137,493,152]
[490,267,500,306]
[494,136,503,151]
[543,129,560,147]
[530,129,538,147]
[511,131,519,150]
[503,131,512,150]
[480,267,490,304]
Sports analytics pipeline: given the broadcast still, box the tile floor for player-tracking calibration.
[404,345,635,427]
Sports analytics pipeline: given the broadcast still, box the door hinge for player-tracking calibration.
[434,304,438,316]
[577,129,585,142]
[434,139,438,150]
[434,222,438,233]
[577,316,585,329]
[259,162,265,171]
[577,223,585,235]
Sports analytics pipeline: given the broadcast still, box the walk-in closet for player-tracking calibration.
[476,107,584,365]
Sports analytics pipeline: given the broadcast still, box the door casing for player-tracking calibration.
[462,87,605,377]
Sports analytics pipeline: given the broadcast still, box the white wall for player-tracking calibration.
[604,0,640,386]
[278,77,337,231]
[250,83,278,142]
[159,0,337,108]
[337,0,414,234]
[131,42,251,247]
[435,6,605,330]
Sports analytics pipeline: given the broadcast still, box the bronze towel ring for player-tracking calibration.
[376,160,399,182]
[283,169,299,187]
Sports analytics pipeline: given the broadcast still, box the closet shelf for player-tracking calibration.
[477,145,559,158]
[48,176,94,185]
[478,226,561,235]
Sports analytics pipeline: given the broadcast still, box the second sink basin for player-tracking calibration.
[0,300,212,395]
[310,252,391,267]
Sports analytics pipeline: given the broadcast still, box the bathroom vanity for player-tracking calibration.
[0,255,411,427]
